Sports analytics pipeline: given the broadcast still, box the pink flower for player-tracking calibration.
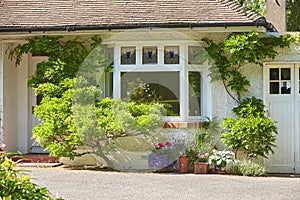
[157,143,164,148]
[1,143,7,149]
[165,141,172,146]
[204,153,209,157]
[199,154,205,159]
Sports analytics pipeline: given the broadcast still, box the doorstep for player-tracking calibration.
[11,153,62,168]
[17,162,63,168]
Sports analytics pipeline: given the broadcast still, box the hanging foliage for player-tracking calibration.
[201,32,296,102]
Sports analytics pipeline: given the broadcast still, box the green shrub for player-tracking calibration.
[230,160,267,176]
[222,97,277,160]
[0,153,62,200]
[11,36,164,163]
[222,116,277,159]
[232,96,265,118]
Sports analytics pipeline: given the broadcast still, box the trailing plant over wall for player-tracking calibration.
[201,32,296,103]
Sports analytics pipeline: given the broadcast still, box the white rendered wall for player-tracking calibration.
[2,42,29,153]
[0,42,3,145]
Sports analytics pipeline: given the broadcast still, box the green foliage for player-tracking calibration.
[10,36,164,163]
[73,97,164,164]
[230,160,267,176]
[222,97,277,160]
[185,120,218,164]
[287,0,300,31]
[232,96,265,118]
[0,153,62,200]
[202,32,296,102]
[222,116,277,159]
[33,78,83,159]
[235,0,266,16]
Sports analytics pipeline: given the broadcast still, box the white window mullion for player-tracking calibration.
[113,46,121,99]
[180,69,187,121]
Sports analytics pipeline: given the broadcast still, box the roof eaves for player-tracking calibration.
[0,21,275,34]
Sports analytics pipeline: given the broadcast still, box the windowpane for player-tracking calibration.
[281,68,291,80]
[188,46,205,65]
[105,72,113,97]
[121,72,180,116]
[270,82,279,94]
[270,68,279,80]
[121,47,136,65]
[105,47,114,66]
[188,71,201,116]
[142,46,157,64]
[281,81,291,94]
[164,46,179,64]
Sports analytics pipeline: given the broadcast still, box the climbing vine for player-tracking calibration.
[201,32,296,103]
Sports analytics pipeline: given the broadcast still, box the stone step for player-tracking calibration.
[11,153,59,163]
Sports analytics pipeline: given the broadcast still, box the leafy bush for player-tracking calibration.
[222,116,277,159]
[10,36,164,165]
[0,153,62,199]
[232,96,265,118]
[222,97,277,160]
[73,97,164,165]
[230,160,267,176]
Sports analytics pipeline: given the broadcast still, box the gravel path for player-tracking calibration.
[23,167,300,200]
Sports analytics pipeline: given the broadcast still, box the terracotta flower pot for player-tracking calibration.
[179,156,190,173]
[194,162,209,174]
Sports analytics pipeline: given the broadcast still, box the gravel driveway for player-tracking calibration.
[23,167,300,200]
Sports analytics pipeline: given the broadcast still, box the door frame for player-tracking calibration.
[28,56,48,153]
[264,62,300,174]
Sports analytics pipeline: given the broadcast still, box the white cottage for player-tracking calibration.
[0,0,299,173]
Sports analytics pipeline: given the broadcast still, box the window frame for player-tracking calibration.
[108,41,211,122]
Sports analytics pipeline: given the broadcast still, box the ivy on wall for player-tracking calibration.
[201,32,296,103]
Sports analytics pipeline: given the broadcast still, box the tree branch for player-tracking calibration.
[222,80,239,104]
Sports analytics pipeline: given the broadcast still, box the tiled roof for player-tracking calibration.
[0,0,266,30]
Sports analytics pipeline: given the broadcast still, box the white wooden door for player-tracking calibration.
[295,64,300,174]
[265,64,300,174]
[29,57,47,153]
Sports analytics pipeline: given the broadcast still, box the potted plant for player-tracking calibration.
[148,139,189,172]
[194,152,210,174]
[191,128,214,174]
[148,141,177,172]
[208,150,235,173]
[179,156,190,173]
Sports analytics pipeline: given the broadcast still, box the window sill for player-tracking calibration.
[163,122,208,129]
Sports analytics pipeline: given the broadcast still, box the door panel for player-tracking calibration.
[295,64,300,173]
[266,97,295,173]
[265,64,296,173]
